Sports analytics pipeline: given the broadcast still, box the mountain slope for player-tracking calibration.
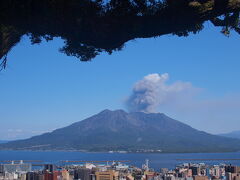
[1,109,240,153]
[0,140,8,144]
[219,131,240,139]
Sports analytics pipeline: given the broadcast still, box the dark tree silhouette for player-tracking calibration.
[0,0,240,69]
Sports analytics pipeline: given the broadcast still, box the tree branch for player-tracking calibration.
[1,0,240,66]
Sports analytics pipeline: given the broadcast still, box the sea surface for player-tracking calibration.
[0,151,240,170]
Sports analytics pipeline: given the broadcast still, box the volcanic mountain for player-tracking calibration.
[219,131,240,139]
[1,109,240,153]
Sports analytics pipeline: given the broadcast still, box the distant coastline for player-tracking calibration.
[0,149,240,154]
[1,151,240,170]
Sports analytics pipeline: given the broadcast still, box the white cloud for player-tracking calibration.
[126,73,198,113]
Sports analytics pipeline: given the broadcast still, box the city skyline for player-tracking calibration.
[1,158,240,180]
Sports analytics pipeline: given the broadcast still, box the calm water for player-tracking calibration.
[0,151,240,170]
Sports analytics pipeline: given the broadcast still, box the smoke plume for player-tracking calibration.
[126,73,194,113]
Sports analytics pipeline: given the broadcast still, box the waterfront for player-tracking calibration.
[0,151,240,170]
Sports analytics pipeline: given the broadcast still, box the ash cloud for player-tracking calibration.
[126,73,194,113]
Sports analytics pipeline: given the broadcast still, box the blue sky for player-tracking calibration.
[1,23,240,140]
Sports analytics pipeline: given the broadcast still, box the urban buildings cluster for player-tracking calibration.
[1,160,240,180]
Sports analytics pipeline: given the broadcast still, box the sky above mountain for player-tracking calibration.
[1,23,240,140]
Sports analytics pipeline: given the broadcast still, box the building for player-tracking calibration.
[95,170,119,180]
[190,167,200,176]
[26,171,44,180]
[226,172,232,180]
[230,173,240,180]
[0,161,32,173]
[26,172,36,180]
[44,171,59,180]
[62,169,72,180]
[187,169,193,177]
[212,166,220,178]
[225,166,240,174]
[44,164,56,173]
[144,171,156,180]
[193,176,208,180]
[74,168,95,180]
[160,169,169,174]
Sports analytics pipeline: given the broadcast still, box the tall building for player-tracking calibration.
[26,172,44,180]
[74,168,95,180]
[190,167,200,176]
[205,168,210,177]
[95,170,119,180]
[44,164,56,173]
[213,166,220,178]
[27,172,38,180]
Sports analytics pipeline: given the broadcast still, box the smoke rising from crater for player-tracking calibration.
[126,73,194,113]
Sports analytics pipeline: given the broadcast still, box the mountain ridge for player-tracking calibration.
[0,140,8,144]
[219,131,240,139]
[1,109,240,153]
